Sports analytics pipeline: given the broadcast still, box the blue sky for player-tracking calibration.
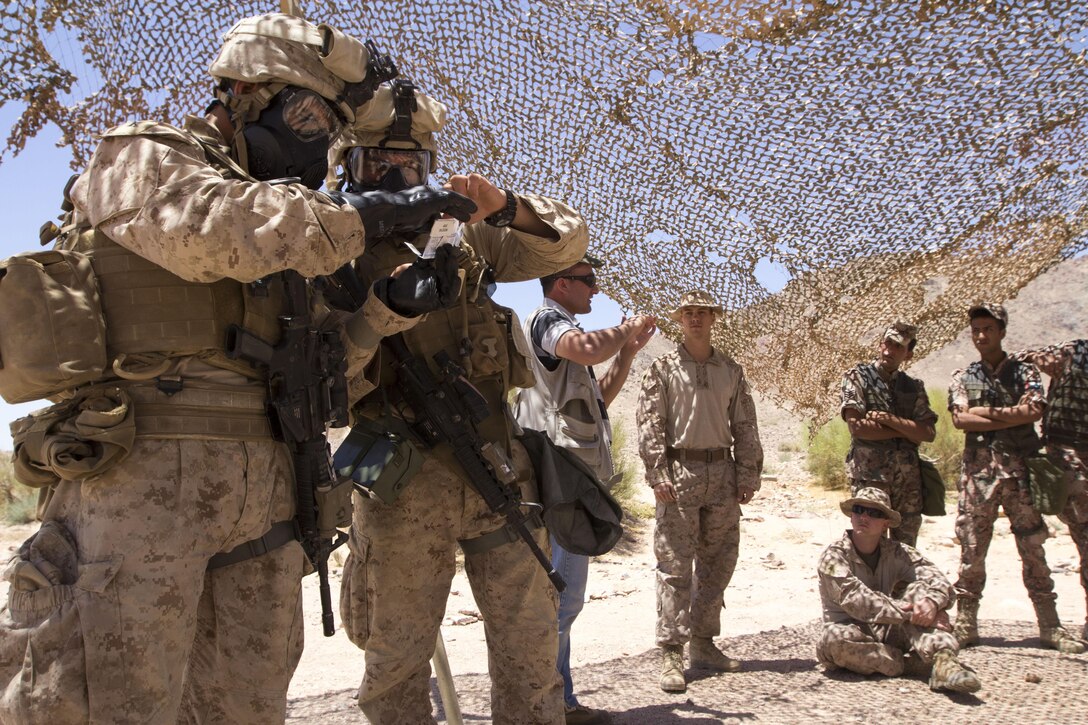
[0,105,640,449]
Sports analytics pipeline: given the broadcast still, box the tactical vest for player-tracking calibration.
[355,234,534,449]
[57,122,285,384]
[512,305,615,482]
[1043,340,1088,448]
[960,358,1041,454]
[850,364,923,453]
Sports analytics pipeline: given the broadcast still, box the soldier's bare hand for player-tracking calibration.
[443,173,507,225]
[934,609,952,632]
[906,597,939,627]
[623,315,658,355]
[653,482,677,503]
[737,487,756,505]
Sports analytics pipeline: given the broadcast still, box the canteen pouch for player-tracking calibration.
[0,250,107,403]
[1026,454,1068,515]
[918,456,946,516]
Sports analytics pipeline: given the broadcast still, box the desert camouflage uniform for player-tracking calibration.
[0,117,412,724]
[637,345,763,647]
[817,531,959,672]
[339,196,587,724]
[948,358,1057,604]
[841,362,937,546]
[1013,340,1088,623]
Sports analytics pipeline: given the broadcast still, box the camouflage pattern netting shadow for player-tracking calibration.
[4,1,1087,423]
[285,620,1088,723]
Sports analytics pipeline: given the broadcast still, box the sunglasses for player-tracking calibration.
[556,274,597,288]
[851,504,887,519]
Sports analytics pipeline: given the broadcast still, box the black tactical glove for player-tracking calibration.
[326,186,477,239]
[375,244,465,317]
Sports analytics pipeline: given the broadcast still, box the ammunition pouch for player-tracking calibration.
[0,250,107,404]
[1026,454,1068,515]
[333,417,423,504]
[10,386,135,489]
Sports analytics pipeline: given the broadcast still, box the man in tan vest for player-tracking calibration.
[513,256,656,724]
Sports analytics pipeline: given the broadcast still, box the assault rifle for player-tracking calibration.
[226,270,351,636]
[385,333,565,591]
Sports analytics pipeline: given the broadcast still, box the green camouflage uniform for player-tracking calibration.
[1013,339,1088,626]
[948,358,1057,604]
[841,362,937,546]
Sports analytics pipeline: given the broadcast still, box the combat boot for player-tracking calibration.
[659,644,686,693]
[1034,599,1087,654]
[928,649,982,694]
[690,637,741,672]
[953,597,980,648]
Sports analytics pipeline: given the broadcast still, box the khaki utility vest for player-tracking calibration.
[512,305,615,482]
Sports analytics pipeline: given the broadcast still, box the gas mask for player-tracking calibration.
[245,87,343,189]
[344,146,432,193]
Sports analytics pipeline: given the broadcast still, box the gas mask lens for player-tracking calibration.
[346,147,431,188]
[280,88,343,142]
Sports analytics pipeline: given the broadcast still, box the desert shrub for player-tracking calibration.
[610,418,653,519]
[804,416,851,490]
[919,387,963,486]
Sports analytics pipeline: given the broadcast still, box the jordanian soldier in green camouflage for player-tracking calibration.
[840,321,937,546]
[1012,339,1088,643]
[818,487,981,693]
[948,303,1084,654]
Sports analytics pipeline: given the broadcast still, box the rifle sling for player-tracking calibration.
[207,519,300,570]
[458,511,544,556]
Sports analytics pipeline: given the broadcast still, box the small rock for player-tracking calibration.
[1025,673,1042,683]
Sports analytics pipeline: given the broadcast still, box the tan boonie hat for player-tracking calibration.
[883,320,917,347]
[210,13,373,123]
[669,290,724,322]
[968,302,1008,327]
[840,487,901,528]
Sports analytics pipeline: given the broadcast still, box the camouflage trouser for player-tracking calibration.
[849,450,923,547]
[817,620,958,673]
[0,438,306,725]
[954,448,1056,603]
[654,456,741,647]
[340,441,563,725]
[1051,446,1088,614]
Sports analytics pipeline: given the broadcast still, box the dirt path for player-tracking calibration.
[280,475,1087,722]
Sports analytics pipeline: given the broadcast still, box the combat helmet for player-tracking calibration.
[328,79,446,190]
[210,13,394,125]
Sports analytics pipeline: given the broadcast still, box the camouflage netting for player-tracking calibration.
[3,1,1087,423]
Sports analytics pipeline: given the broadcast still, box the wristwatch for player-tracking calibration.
[484,189,518,227]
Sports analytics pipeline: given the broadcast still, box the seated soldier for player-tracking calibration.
[817,487,981,694]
